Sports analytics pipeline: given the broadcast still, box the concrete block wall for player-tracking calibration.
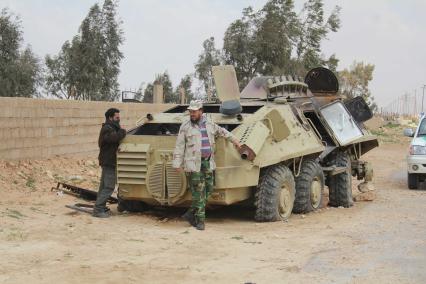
[0,97,173,160]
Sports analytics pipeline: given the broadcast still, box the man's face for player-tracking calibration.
[189,109,202,122]
[111,112,120,122]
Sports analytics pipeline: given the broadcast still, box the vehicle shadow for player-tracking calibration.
[131,204,255,223]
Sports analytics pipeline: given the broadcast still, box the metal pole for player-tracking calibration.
[422,85,426,114]
[405,93,408,116]
[414,89,417,115]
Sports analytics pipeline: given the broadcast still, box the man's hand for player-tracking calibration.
[175,167,183,173]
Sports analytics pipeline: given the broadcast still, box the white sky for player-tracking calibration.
[1,0,425,108]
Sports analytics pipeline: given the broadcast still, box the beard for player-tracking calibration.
[109,119,120,129]
[190,117,200,123]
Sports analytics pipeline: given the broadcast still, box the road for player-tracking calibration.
[0,142,425,283]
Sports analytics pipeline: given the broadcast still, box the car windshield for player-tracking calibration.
[417,119,426,136]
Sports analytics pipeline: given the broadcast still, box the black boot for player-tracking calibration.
[196,219,205,231]
[182,209,196,227]
[92,209,110,218]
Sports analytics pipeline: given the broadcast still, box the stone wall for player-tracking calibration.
[0,97,173,160]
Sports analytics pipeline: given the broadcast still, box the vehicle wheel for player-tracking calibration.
[408,173,418,190]
[327,151,353,208]
[293,160,324,213]
[117,196,147,212]
[255,164,295,222]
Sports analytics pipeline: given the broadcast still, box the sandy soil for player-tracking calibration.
[1,131,426,283]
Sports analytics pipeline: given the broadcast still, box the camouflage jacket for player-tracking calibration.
[172,115,236,172]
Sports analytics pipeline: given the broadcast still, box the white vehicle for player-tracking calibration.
[404,116,426,189]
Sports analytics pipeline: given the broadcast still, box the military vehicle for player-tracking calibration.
[116,66,378,222]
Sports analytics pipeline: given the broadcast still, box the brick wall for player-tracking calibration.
[0,97,173,160]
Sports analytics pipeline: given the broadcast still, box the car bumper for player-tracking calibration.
[407,155,426,174]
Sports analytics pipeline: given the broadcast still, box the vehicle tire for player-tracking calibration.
[255,164,295,222]
[293,160,324,213]
[407,173,419,190]
[117,196,147,212]
[327,151,354,208]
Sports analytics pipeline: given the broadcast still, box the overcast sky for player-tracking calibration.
[1,0,425,108]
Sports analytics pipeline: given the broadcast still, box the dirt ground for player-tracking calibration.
[1,127,426,283]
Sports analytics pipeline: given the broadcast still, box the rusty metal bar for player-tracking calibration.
[51,182,118,204]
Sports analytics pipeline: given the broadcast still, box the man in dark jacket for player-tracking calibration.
[93,108,126,218]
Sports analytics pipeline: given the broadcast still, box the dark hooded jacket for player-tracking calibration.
[98,121,126,168]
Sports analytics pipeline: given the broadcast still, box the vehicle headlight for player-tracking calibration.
[410,145,426,155]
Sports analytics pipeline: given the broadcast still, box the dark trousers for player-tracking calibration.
[94,166,116,212]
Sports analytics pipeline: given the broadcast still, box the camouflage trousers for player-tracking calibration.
[189,159,214,221]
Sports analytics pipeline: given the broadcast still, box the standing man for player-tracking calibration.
[93,108,126,218]
[172,100,241,230]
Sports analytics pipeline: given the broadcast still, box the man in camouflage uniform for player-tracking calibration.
[172,100,241,230]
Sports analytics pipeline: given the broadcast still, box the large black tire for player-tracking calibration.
[293,160,324,213]
[327,151,353,208]
[255,164,295,222]
[408,173,419,190]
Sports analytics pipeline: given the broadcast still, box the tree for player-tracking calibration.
[324,53,339,72]
[142,72,176,103]
[202,0,341,88]
[194,37,222,99]
[255,0,300,75]
[175,74,194,103]
[0,9,42,97]
[142,83,154,103]
[77,3,104,100]
[296,0,341,72]
[223,7,259,88]
[142,73,193,104]
[45,0,123,101]
[14,47,43,98]
[100,0,123,100]
[339,61,377,112]
[45,39,80,99]
[132,82,145,101]
[159,72,176,103]
[222,2,300,86]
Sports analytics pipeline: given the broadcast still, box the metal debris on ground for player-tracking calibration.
[51,182,117,203]
[65,203,95,214]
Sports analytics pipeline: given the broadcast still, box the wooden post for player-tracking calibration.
[153,83,163,104]
[179,87,185,104]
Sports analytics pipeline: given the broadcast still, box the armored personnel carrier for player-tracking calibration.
[116,66,378,222]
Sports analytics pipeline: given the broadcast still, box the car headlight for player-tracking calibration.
[410,145,426,155]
